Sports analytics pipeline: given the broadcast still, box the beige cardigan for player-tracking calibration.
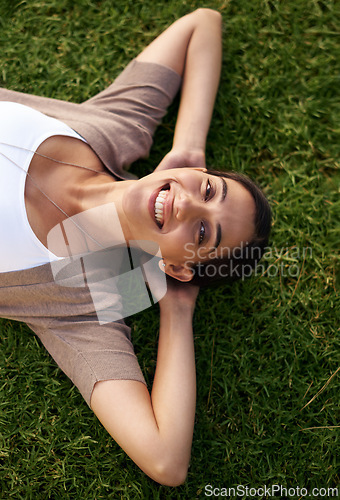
[0,60,181,406]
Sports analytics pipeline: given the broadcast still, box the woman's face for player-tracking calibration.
[121,168,256,281]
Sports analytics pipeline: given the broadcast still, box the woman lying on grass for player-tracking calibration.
[0,9,270,485]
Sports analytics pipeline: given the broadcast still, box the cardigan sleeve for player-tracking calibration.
[0,60,181,179]
[30,316,146,408]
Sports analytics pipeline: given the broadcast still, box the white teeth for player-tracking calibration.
[154,189,169,226]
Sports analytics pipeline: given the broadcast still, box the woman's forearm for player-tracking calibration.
[136,8,222,171]
[91,302,196,486]
[172,9,222,153]
[150,304,196,480]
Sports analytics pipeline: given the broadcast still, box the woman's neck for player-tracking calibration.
[25,134,137,255]
[76,175,137,250]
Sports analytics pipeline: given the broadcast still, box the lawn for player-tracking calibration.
[0,0,339,498]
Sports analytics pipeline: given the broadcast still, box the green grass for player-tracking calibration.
[0,0,339,498]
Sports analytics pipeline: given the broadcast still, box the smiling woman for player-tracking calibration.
[0,8,270,486]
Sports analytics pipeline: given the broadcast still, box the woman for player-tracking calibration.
[0,10,270,485]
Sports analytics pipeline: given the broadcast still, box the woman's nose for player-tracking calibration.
[175,192,200,221]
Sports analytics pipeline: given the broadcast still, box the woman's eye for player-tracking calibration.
[205,180,212,201]
[199,222,205,244]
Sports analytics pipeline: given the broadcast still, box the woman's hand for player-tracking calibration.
[154,148,206,172]
[158,276,200,316]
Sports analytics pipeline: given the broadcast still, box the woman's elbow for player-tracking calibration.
[194,8,222,24]
[150,460,188,487]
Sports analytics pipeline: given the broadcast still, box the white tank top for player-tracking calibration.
[0,101,87,273]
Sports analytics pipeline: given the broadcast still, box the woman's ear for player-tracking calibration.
[158,260,193,282]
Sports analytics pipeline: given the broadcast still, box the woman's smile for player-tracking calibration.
[148,183,173,229]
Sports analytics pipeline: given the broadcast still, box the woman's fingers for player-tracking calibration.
[154,148,206,172]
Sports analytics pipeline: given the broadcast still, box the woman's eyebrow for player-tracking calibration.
[213,223,222,250]
[212,177,227,250]
[220,177,227,202]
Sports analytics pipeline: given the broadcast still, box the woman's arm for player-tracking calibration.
[136,8,222,170]
[90,282,199,486]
